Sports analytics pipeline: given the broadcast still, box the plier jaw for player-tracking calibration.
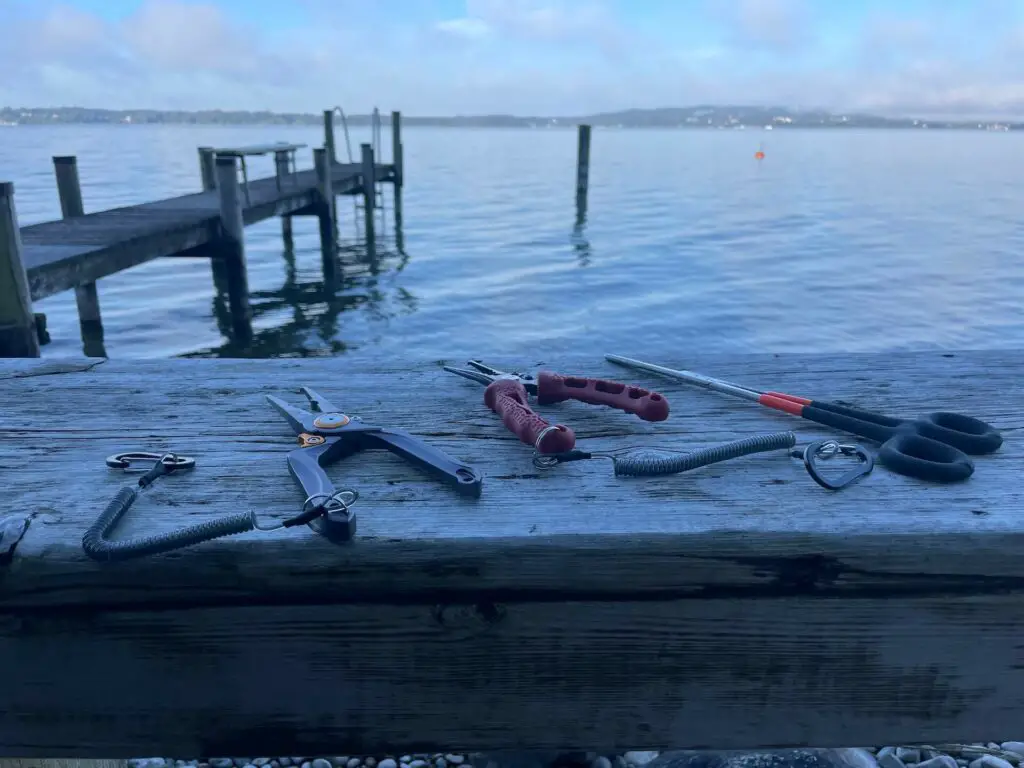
[442,360,539,396]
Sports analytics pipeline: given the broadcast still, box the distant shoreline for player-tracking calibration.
[1,106,1018,131]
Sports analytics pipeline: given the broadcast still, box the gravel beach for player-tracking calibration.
[129,741,1024,768]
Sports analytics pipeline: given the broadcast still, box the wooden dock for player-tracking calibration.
[0,349,1021,756]
[0,109,405,357]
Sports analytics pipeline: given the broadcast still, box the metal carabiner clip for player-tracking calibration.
[790,440,874,491]
[105,452,196,472]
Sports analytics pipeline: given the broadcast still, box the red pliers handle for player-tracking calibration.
[444,362,670,454]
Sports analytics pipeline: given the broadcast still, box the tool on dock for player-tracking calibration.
[267,386,483,542]
[605,354,1003,483]
[533,431,873,490]
[443,360,670,454]
[84,452,318,562]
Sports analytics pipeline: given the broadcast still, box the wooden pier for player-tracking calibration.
[0,109,405,357]
[0,348,1021,756]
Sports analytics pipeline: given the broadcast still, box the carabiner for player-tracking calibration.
[791,440,873,491]
[105,452,196,472]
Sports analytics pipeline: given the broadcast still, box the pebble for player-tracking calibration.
[367,759,378,768]
[312,760,332,768]
[917,758,958,768]
[896,751,921,764]
[411,761,428,768]
[347,760,361,768]
[447,757,466,766]
[436,760,448,768]
[625,754,660,767]
[878,752,907,768]
[1004,748,1024,759]
[380,760,399,768]
[254,761,273,767]
[592,759,612,768]
[970,758,1015,768]
[835,748,880,768]
[211,760,234,768]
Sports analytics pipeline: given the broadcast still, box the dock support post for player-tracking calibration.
[360,143,376,258]
[214,155,252,341]
[313,147,337,282]
[274,150,294,251]
[0,182,40,358]
[323,110,339,240]
[53,155,106,358]
[198,147,216,192]
[575,124,591,224]
[391,110,404,226]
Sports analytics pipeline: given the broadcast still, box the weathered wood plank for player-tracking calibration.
[0,350,1020,756]
[18,164,392,300]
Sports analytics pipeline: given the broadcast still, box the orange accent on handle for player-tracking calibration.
[758,394,807,415]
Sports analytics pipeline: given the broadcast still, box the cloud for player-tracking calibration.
[710,0,814,51]
[3,0,1024,118]
[434,17,492,40]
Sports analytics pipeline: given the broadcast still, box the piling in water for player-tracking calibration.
[575,124,591,224]
[0,181,39,357]
[214,155,253,341]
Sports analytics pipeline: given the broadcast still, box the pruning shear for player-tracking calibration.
[266,387,483,542]
[443,360,670,454]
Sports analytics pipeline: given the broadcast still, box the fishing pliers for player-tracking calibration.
[443,360,670,454]
[266,386,483,542]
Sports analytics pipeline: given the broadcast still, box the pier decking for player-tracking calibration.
[22,161,393,301]
[0,108,405,357]
[0,349,1021,757]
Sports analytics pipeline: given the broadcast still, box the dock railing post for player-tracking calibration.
[53,155,106,357]
[198,147,217,192]
[323,110,339,240]
[360,143,377,259]
[390,110,404,226]
[0,182,40,358]
[214,155,253,341]
[313,147,337,282]
[575,124,591,224]
[274,150,294,251]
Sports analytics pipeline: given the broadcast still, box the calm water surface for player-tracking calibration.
[2,125,1022,359]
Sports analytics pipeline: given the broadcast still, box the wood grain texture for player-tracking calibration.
[0,350,1021,756]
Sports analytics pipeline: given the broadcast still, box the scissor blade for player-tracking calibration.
[301,386,340,414]
[265,394,317,434]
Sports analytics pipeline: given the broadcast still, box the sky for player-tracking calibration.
[2,0,1024,118]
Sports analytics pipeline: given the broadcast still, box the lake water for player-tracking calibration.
[2,125,1023,359]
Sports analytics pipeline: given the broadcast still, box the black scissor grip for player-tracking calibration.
[879,432,975,483]
[913,412,1004,455]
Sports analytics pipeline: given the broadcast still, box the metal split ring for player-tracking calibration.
[533,425,563,453]
[302,489,360,517]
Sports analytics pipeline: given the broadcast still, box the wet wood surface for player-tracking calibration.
[0,350,1020,756]
[21,163,394,300]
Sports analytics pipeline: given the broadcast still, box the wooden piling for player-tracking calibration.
[323,110,339,240]
[214,155,252,340]
[198,147,216,191]
[575,124,591,223]
[274,150,294,250]
[391,110,404,226]
[313,147,337,282]
[360,143,376,258]
[0,182,39,357]
[53,155,106,358]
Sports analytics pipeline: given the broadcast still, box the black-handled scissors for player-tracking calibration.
[605,355,1004,483]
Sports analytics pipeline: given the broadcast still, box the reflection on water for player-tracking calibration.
[182,233,414,359]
